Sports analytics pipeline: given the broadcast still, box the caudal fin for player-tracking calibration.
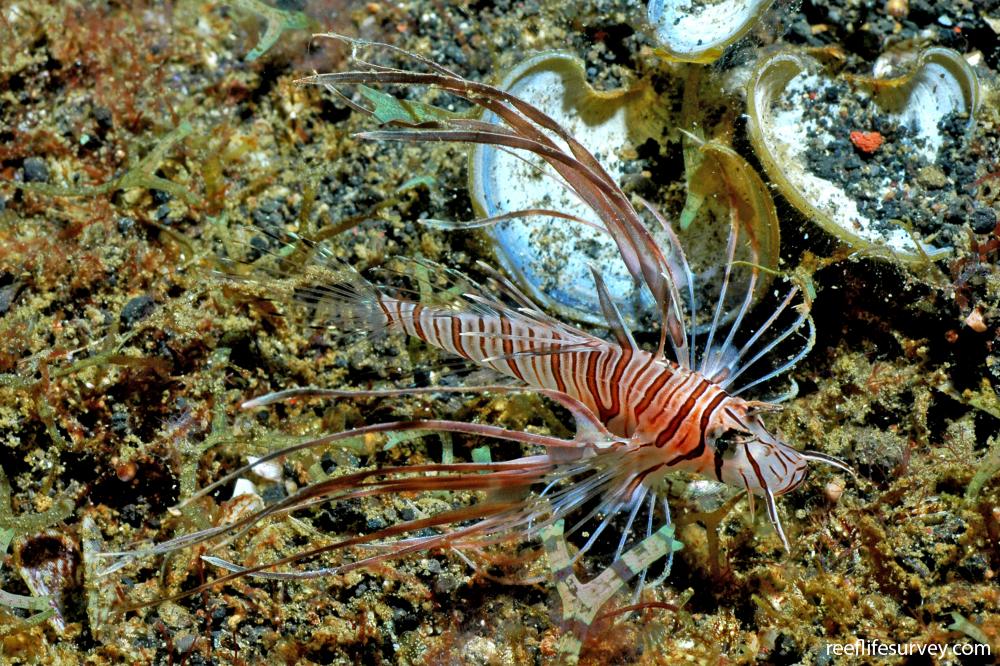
[288,259,389,333]
[219,229,390,335]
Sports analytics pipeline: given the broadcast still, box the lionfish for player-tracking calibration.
[101,36,850,610]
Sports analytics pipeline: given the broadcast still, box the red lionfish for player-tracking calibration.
[101,36,851,608]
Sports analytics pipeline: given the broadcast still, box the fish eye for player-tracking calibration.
[713,428,746,457]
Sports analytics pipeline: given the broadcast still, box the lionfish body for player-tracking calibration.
[101,36,851,610]
[369,295,808,503]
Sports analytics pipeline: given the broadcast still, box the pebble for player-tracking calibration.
[93,105,113,130]
[120,294,156,328]
[150,189,172,205]
[965,308,987,333]
[971,207,997,234]
[463,637,499,666]
[253,198,286,227]
[173,634,197,654]
[434,571,461,594]
[907,0,935,24]
[916,165,948,189]
[260,483,287,505]
[22,157,49,183]
[0,281,22,315]
[885,0,908,19]
[117,216,136,234]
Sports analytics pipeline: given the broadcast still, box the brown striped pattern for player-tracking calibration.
[375,298,733,460]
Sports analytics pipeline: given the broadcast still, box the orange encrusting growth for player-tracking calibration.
[849,130,884,154]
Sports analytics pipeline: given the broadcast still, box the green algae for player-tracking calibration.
[966,436,1000,501]
[234,0,317,62]
[0,468,73,537]
[948,612,992,648]
[12,122,196,204]
[357,85,462,126]
[470,445,492,464]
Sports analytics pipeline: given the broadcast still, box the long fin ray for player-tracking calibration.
[306,42,691,366]
[590,266,637,351]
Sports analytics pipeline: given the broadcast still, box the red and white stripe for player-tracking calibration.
[376,297,733,478]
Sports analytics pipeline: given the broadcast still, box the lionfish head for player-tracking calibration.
[707,401,855,550]
[711,412,808,498]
